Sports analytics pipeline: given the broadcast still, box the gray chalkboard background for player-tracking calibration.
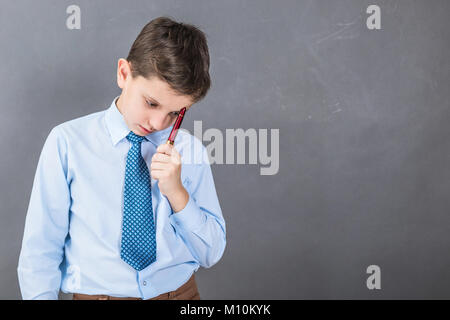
[1,0,449,299]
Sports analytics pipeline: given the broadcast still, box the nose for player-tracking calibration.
[147,111,168,131]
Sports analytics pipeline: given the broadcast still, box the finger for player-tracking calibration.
[153,151,181,164]
[150,169,169,180]
[152,152,171,163]
[156,143,173,156]
[150,169,163,180]
[150,161,167,170]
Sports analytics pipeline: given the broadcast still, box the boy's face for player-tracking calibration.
[116,58,193,136]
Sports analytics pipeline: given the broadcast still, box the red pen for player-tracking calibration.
[166,107,187,145]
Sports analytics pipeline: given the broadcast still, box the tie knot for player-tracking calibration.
[126,131,147,144]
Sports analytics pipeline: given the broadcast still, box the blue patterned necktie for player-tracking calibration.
[120,131,157,271]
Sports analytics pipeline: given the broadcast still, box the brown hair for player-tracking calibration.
[126,16,211,103]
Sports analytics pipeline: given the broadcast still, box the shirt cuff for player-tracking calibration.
[169,193,206,232]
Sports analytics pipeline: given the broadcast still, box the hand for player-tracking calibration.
[150,143,182,196]
[150,143,189,212]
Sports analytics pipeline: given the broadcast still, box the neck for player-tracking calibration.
[116,96,123,115]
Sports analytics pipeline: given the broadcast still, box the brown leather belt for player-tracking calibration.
[72,273,200,300]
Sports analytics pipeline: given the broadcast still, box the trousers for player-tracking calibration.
[72,273,200,300]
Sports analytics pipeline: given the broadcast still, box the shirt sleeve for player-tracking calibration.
[169,159,226,269]
[17,126,71,300]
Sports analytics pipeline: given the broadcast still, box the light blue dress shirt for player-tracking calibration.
[17,96,226,300]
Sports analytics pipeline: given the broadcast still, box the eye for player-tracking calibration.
[146,99,179,117]
[146,100,157,108]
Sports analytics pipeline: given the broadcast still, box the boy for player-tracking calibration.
[17,16,226,300]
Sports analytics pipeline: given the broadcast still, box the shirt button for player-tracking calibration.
[143,281,147,286]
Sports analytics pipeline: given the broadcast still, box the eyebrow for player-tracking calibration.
[146,95,189,113]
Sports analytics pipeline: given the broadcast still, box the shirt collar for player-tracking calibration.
[104,96,174,147]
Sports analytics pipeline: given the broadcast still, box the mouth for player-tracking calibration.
[139,125,153,134]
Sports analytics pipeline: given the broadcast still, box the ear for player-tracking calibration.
[117,58,131,89]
